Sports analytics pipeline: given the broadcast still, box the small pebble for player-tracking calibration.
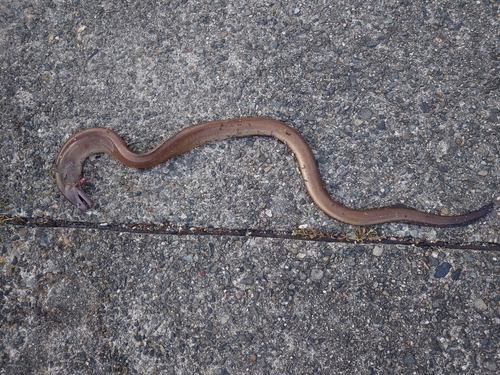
[425,230,437,241]
[463,252,474,262]
[478,170,488,176]
[440,207,449,215]
[474,298,487,312]
[483,360,497,372]
[434,262,452,278]
[403,353,415,365]
[241,277,254,286]
[220,314,230,325]
[310,269,324,280]
[372,245,384,257]
[480,338,490,347]
[421,102,430,113]
[451,268,462,280]
[358,107,373,120]
[25,276,36,288]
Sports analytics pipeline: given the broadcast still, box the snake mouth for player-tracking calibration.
[64,185,93,211]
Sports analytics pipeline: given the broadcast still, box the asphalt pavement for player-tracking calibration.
[1,1,499,374]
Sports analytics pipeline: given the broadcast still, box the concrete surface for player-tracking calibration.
[1,0,499,374]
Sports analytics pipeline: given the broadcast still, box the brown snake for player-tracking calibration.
[55,117,493,225]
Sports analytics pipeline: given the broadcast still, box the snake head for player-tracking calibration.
[55,162,94,211]
[62,184,93,211]
[55,134,96,211]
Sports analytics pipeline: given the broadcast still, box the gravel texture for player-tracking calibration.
[1,0,499,239]
[1,226,500,374]
[1,0,499,373]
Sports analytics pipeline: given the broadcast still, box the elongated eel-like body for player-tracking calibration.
[55,117,493,225]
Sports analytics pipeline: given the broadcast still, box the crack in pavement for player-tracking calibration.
[3,215,499,252]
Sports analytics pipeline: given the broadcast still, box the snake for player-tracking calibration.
[55,117,493,225]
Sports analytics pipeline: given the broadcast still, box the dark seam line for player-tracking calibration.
[3,215,499,252]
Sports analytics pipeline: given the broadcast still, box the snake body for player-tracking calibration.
[55,117,493,225]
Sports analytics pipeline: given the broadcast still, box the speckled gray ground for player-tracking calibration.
[1,0,499,374]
